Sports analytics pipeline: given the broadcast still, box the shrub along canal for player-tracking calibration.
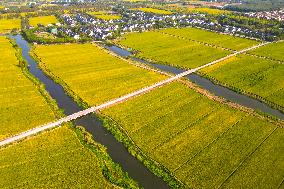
[10,35,170,189]
[106,45,284,120]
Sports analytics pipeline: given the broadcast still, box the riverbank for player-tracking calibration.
[107,44,284,121]
[10,35,170,189]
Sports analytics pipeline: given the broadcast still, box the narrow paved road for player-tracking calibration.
[0,42,270,147]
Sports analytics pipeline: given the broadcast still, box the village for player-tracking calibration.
[53,8,276,41]
[245,9,284,21]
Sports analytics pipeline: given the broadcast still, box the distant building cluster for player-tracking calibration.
[245,9,284,21]
[58,10,271,41]
[51,0,96,4]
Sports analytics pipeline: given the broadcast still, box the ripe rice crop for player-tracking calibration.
[160,27,259,51]
[88,11,121,20]
[117,30,230,69]
[94,14,121,20]
[0,126,137,188]
[187,7,231,15]
[102,81,283,188]
[29,15,58,27]
[33,43,166,106]
[0,37,55,140]
[249,41,284,61]
[201,54,284,108]
[0,19,21,34]
[132,8,173,15]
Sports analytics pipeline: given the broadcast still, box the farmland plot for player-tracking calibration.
[33,43,166,106]
[133,8,173,15]
[0,19,21,34]
[95,14,121,20]
[187,7,231,15]
[0,126,136,188]
[0,37,55,140]
[248,41,284,61]
[102,82,283,188]
[201,54,284,108]
[160,27,259,51]
[117,31,230,69]
[88,11,121,20]
[29,15,58,27]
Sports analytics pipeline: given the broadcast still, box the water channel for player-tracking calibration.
[105,45,284,120]
[10,35,170,189]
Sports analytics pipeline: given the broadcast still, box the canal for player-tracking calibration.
[11,35,170,189]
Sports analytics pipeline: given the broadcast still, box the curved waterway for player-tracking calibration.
[10,35,170,189]
[105,45,284,120]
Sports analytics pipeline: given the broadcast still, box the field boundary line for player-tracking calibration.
[173,115,247,173]
[244,52,284,65]
[129,94,202,135]
[158,31,236,52]
[277,177,284,189]
[0,42,270,147]
[95,43,173,77]
[217,126,278,189]
[150,103,218,152]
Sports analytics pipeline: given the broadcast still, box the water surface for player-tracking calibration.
[11,35,170,189]
[109,45,284,120]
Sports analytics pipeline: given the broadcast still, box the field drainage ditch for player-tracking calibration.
[106,45,284,120]
[10,34,170,189]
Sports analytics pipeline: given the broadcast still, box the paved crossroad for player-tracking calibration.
[0,42,270,147]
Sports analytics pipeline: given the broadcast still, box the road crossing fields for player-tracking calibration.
[33,43,166,106]
[116,30,231,69]
[201,52,284,108]
[116,28,259,69]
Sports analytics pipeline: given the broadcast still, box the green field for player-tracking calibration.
[249,41,284,61]
[201,54,284,108]
[0,126,136,188]
[0,37,55,140]
[33,43,166,106]
[102,82,283,188]
[117,30,231,69]
[29,15,58,27]
[133,8,173,14]
[160,27,259,51]
[0,19,21,34]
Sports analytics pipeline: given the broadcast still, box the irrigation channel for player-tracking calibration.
[106,45,284,120]
[10,35,170,189]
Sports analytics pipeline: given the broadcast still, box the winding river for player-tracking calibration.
[10,34,283,189]
[10,35,170,189]
[106,45,284,120]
